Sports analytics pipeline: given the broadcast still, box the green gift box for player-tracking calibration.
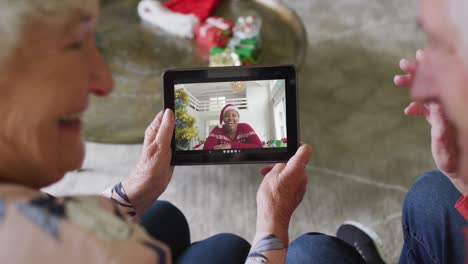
[240,38,258,47]
[211,38,260,65]
[268,139,286,148]
[210,47,227,55]
[235,46,256,58]
[235,37,259,64]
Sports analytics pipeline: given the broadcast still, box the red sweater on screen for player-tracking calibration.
[203,123,263,150]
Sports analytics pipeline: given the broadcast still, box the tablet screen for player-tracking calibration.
[174,79,288,154]
[163,65,298,165]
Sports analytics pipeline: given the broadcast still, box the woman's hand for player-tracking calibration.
[255,145,313,245]
[121,109,175,217]
[394,50,459,178]
[214,143,231,150]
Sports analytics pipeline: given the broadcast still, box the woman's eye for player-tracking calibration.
[66,41,84,50]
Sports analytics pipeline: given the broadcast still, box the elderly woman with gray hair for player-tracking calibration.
[0,1,358,264]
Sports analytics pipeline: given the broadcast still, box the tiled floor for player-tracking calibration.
[44,0,433,262]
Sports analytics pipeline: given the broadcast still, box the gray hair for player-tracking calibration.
[449,0,468,61]
[0,0,98,66]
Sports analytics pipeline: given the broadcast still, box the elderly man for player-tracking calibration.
[396,0,468,263]
[336,0,468,263]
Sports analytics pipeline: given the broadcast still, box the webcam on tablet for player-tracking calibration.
[163,65,299,165]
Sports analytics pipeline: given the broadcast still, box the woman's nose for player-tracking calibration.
[88,46,114,96]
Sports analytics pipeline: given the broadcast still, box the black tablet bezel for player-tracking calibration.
[163,65,299,165]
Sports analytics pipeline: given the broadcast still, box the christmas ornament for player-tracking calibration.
[195,17,234,49]
[233,15,262,40]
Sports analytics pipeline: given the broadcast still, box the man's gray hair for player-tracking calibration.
[449,0,468,61]
[0,0,98,66]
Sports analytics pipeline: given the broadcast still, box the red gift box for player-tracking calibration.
[195,17,234,48]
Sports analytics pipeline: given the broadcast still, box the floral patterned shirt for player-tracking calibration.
[0,184,171,263]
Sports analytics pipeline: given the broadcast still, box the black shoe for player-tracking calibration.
[336,221,386,264]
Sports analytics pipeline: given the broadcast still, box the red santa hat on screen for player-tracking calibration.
[219,104,240,128]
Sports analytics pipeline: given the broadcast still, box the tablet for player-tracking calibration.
[163,65,299,165]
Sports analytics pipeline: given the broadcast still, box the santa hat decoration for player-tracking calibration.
[218,104,239,128]
[137,0,221,39]
[163,0,221,21]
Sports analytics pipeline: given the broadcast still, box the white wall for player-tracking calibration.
[197,111,218,139]
[242,81,274,143]
[269,80,287,140]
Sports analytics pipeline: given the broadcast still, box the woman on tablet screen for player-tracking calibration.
[203,104,263,150]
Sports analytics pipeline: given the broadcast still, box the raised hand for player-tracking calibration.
[394,50,459,177]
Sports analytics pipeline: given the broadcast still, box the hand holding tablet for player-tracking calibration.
[163,65,300,165]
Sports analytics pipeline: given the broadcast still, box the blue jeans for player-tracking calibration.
[141,201,364,264]
[400,170,467,264]
[141,201,250,264]
[287,233,365,264]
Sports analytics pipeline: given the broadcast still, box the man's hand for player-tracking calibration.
[394,50,459,177]
[255,145,313,245]
[122,109,175,217]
